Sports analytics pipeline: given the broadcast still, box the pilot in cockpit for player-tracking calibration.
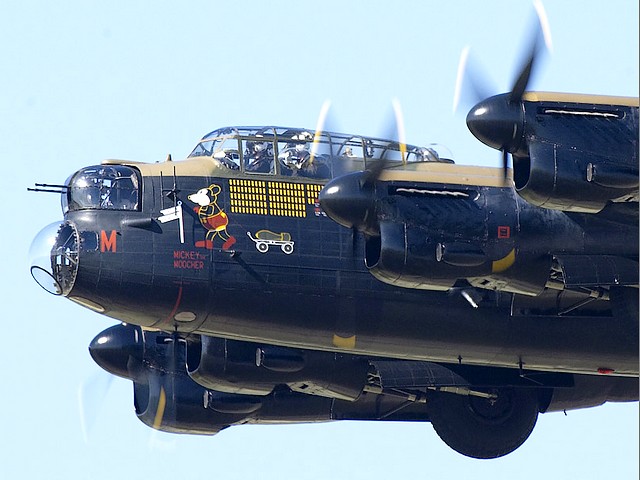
[279,132,313,171]
[245,138,274,173]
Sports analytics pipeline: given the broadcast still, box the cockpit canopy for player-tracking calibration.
[63,165,141,212]
[188,126,453,180]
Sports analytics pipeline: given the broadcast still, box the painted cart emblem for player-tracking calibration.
[247,230,294,255]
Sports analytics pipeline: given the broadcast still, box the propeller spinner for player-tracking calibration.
[318,170,378,234]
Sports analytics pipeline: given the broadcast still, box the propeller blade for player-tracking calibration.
[502,149,509,180]
[77,370,114,443]
[83,323,147,442]
[464,0,553,179]
[509,41,537,103]
[391,98,407,155]
[361,157,388,189]
[453,46,496,113]
[362,99,407,188]
[147,425,176,452]
[310,99,334,163]
[320,99,407,234]
[534,0,553,52]
[509,0,553,103]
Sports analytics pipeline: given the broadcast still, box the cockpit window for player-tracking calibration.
[64,165,141,212]
[187,126,455,181]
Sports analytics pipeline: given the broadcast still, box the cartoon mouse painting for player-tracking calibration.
[188,184,236,251]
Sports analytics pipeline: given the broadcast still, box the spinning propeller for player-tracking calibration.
[321,1,553,232]
[456,0,553,177]
[79,323,143,442]
[84,323,183,444]
[318,100,407,243]
[77,368,114,443]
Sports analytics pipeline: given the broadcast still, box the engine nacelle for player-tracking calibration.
[366,220,550,296]
[466,93,638,213]
[133,366,236,434]
[88,325,243,434]
[545,375,639,412]
[90,324,349,433]
[514,142,639,213]
[186,336,370,401]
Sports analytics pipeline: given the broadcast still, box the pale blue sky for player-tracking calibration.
[1,1,638,479]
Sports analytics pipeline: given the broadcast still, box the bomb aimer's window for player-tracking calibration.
[65,165,141,212]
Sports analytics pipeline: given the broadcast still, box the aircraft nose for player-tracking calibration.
[29,221,79,296]
[89,324,144,380]
[466,93,525,154]
[318,171,377,233]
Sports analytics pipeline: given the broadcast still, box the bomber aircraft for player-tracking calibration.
[28,12,638,461]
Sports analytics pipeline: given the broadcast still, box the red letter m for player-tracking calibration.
[100,230,117,252]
